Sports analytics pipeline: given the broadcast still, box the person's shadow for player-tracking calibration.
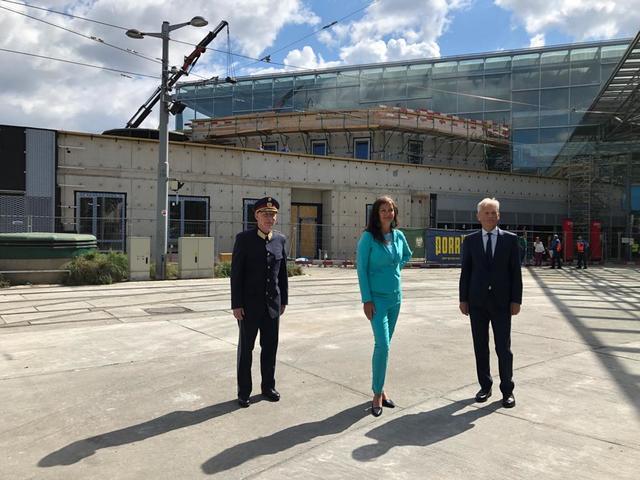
[201,402,370,475]
[38,397,254,467]
[352,398,499,461]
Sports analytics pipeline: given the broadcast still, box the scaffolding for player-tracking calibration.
[187,106,510,147]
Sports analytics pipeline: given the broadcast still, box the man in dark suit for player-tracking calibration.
[459,197,522,408]
[231,196,288,408]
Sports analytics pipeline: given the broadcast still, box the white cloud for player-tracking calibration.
[495,0,639,41]
[330,0,471,64]
[0,0,320,132]
[529,33,545,48]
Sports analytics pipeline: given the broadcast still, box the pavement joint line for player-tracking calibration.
[593,350,640,362]
[511,329,598,347]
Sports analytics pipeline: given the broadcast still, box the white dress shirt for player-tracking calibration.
[482,227,498,256]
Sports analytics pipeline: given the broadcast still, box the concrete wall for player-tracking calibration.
[57,131,567,259]
[222,130,491,170]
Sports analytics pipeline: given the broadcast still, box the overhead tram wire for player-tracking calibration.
[0,0,128,30]
[0,47,158,79]
[0,4,160,65]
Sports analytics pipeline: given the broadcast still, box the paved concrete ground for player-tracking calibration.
[1,266,639,479]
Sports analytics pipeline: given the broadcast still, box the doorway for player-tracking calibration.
[290,203,322,259]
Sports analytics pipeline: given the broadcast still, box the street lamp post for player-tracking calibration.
[126,16,208,279]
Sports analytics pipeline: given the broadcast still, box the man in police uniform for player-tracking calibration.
[231,196,288,408]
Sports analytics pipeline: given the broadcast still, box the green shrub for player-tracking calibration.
[64,251,129,286]
[150,262,178,280]
[287,262,304,277]
[214,261,232,278]
[0,274,10,288]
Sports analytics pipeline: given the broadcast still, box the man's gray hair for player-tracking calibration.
[477,197,500,213]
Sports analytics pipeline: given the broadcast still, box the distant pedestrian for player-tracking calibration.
[575,236,589,269]
[533,236,545,266]
[517,233,527,266]
[550,234,562,269]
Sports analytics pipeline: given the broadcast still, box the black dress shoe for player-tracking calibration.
[475,388,492,403]
[371,402,382,417]
[238,397,250,408]
[261,388,280,402]
[502,394,516,408]
[382,398,396,408]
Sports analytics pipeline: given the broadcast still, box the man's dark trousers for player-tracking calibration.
[470,293,514,394]
[237,309,279,398]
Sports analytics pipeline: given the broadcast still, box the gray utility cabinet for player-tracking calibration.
[178,237,214,279]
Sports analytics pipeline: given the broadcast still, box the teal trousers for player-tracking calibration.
[370,295,401,394]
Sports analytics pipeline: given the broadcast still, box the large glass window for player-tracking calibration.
[336,70,360,109]
[408,140,423,164]
[484,56,511,73]
[253,79,273,110]
[432,77,457,113]
[512,90,539,128]
[76,192,126,251]
[541,50,569,87]
[243,198,259,230]
[214,83,233,117]
[570,47,600,85]
[293,75,315,111]
[484,73,511,111]
[169,195,209,246]
[233,81,252,113]
[406,64,431,99]
[457,75,483,112]
[569,85,601,124]
[273,77,294,111]
[383,66,407,101]
[312,140,327,156]
[360,68,383,103]
[540,88,569,126]
[512,53,540,90]
[315,73,337,109]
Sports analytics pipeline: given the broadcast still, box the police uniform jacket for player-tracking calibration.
[231,228,288,320]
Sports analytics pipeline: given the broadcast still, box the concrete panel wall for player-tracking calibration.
[57,132,567,259]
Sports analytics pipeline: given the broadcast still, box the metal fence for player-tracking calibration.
[2,213,639,266]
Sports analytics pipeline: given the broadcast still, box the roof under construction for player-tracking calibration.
[187,106,510,148]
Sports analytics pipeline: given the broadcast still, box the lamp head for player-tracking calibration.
[189,16,208,27]
[125,29,144,39]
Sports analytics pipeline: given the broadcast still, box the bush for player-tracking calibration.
[150,262,178,280]
[64,251,129,286]
[287,262,304,277]
[214,261,232,278]
[0,274,10,289]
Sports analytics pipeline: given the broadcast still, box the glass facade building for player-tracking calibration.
[175,39,629,174]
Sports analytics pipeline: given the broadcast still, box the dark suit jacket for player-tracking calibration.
[459,229,522,308]
[230,228,288,320]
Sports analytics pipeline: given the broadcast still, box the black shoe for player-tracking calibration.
[502,394,516,408]
[261,388,280,402]
[382,398,396,408]
[371,401,382,417]
[475,388,492,403]
[238,397,250,408]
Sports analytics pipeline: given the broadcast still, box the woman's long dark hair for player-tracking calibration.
[366,196,398,243]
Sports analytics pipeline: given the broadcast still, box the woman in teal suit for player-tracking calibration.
[357,196,412,417]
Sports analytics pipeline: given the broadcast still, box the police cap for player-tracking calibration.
[254,196,279,214]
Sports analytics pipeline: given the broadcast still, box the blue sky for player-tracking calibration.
[0,0,637,132]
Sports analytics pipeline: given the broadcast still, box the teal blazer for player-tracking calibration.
[356,230,413,303]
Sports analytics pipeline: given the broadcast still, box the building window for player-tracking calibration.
[408,140,423,164]
[365,203,373,226]
[261,141,277,151]
[312,140,327,156]
[243,198,259,230]
[354,138,370,160]
[76,192,126,251]
[168,195,209,248]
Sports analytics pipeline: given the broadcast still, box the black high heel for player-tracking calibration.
[371,401,382,417]
[382,398,396,408]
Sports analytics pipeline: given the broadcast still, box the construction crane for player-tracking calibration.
[125,20,228,129]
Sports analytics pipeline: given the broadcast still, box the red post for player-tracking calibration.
[562,219,574,262]
[590,221,602,261]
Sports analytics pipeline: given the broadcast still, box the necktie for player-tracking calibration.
[485,232,493,263]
